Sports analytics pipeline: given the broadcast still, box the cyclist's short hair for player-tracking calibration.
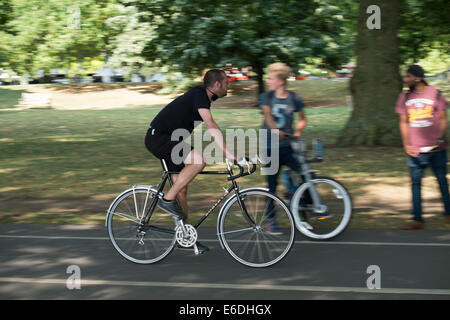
[204,69,227,88]
[268,62,292,81]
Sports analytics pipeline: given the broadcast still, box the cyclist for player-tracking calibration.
[259,62,307,234]
[145,69,238,253]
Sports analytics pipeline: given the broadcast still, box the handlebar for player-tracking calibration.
[282,132,323,163]
[226,156,259,181]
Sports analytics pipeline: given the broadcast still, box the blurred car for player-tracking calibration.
[146,73,165,82]
[51,78,70,84]
[226,72,248,82]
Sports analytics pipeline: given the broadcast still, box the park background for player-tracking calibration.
[0,0,449,229]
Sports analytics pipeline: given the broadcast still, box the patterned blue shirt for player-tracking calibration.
[259,90,304,148]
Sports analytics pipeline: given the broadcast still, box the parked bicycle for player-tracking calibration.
[281,136,352,240]
[105,157,295,267]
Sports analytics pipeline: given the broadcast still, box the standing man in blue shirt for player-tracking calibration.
[259,63,307,234]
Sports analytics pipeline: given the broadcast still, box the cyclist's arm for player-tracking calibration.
[198,108,237,161]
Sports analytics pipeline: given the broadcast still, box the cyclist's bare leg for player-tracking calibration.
[164,149,205,204]
[170,173,189,220]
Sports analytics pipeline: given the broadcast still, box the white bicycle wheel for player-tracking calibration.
[290,177,352,240]
[218,189,295,267]
[106,187,176,264]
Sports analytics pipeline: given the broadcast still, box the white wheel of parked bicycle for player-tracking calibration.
[290,176,352,240]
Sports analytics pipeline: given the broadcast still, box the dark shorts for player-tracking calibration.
[145,127,193,173]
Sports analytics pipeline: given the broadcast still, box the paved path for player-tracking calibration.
[0,224,449,300]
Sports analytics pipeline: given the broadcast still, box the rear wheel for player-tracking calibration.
[106,187,176,264]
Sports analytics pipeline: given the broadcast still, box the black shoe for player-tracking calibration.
[158,198,186,220]
[195,241,209,254]
[176,241,209,254]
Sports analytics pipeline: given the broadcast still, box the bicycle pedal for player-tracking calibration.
[313,213,333,221]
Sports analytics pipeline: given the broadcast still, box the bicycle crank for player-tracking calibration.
[175,223,198,247]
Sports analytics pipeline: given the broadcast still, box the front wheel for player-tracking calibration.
[290,176,352,240]
[218,189,295,267]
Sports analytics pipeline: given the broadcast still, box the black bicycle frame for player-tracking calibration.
[141,166,255,230]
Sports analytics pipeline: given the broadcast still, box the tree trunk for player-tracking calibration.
[254,60,265,95]
[338,0,403,146]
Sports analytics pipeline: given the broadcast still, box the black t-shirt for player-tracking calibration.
[150,86,211,134]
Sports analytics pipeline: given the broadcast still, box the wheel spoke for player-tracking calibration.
[112,211,140,224]
[218,227,255,236]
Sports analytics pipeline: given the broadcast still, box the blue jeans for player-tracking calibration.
[265,145,301,219]
[407,149,450,222]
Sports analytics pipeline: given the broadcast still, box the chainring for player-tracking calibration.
[175,224,198,247]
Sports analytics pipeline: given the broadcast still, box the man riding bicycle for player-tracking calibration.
[145,69,238,253]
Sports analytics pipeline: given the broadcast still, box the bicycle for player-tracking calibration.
[280,136,352,240]
[105,157,295,267]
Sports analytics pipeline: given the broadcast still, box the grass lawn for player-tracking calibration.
[0,87,27,109]
[1,79,449,230]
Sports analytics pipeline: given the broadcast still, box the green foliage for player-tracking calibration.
[0,0,13,30]
[418,50,450,75]
[3,0,121,76]
[1,0,448,86]
[105,3,156,74]
[130,0,355,79]
[157,75,200,95]
[399,0,450,63]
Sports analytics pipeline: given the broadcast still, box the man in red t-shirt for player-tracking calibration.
[396,65,450,229]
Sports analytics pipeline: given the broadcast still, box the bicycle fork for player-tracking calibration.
[301,167,327,214]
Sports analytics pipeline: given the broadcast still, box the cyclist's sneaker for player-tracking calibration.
[177,241,209,254]
[195,241,210,254]
[158,198,186,220]
[265,218,283,235]
[311,211,333,221]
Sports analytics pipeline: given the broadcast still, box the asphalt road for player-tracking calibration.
[0,224,449,302]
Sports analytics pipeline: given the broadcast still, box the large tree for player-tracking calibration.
[130,0,354,94]
[339,0,449,146]
[339,0,403,146]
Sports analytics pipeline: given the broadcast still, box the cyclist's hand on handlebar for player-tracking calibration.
[234,157,249,166]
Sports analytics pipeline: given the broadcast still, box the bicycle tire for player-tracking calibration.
[106,187,176,264]
[218,189,295,267]
[290,176,352,240]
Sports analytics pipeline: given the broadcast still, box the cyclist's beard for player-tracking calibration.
[217,85,227,98]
